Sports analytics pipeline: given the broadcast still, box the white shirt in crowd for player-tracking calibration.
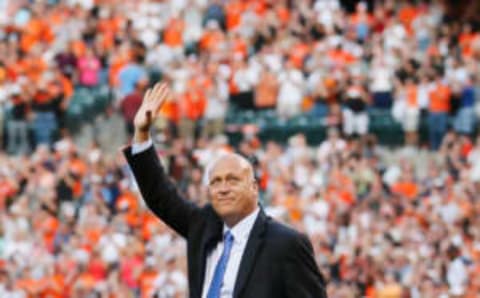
[417,81,432,110]
[370,63,393,93]
[233,63,259,93]
[204,80,229,120]
[447,256,468,296]
[277,68,305,118]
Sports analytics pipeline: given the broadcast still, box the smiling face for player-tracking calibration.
[208,154,258,227]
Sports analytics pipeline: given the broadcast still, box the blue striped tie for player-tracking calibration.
[206,231,235,298]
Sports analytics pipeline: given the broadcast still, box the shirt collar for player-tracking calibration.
[223,207,260,244]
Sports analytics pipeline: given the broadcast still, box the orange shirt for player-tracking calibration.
[39,274,65,298]
[96,16,123,52]
[290,43,311,68]
[459,32,476,48]
[276,5,290,25]
[426,44,440,57]
[326,171,355,205]
[285,195,303,222]
[226,1,245,31]
[160,99,179,123]
[20,18,55,52]
[0,179,17,211]
[459,33,480,58]
[141,212,159,241]
[405,85,418,107]
[249,0,267,16]
[16,278,41,297]
[429,83,451,113]
[189,76,213,91]
[125,210,141,228]
[328,49,356,65]
[199,30,224,52]
[398,5,418,34]
[32,214,59,253]
[69,158,88,177]
[109,53,130,87]
[391,181,418,200]
[48,9,67,27]
[232,36,248,59]
[20,34,37,53]
[139,270,159,298]
[229,75,240,95]
[76,272,97,291]
[163,18,184,47]
[85,228,102,247]
[116,191,139,213]
[72,180,83,198]
[59,74,74,99]
[17,56,48,83]
[365,285,376,298]
[97,17,122,36]
[181,90,206,120]
[71,40,87,58]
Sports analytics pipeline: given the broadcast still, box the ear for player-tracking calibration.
[206,185,214,200]
[251,179,259,193]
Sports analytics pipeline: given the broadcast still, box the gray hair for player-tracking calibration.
[202,153,254,186]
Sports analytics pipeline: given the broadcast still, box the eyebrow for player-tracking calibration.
[209,173,241,182]
[209,176,220,183]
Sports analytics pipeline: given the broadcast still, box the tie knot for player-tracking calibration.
[224,231,234,243]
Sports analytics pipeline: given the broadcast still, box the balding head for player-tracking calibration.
[207,153,255,183]
[207,153,258,227]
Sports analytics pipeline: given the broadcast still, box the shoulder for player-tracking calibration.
[199,203,219,219]
[265,217,312,252]
[198,203,223,228]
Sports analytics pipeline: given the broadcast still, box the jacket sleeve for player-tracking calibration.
[123,145,202,238]
[283,233,327,298]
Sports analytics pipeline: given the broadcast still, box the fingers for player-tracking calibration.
[153,83,170,109]
[151,82,167,101]
[143,82,171,117]
[144,88,152,102]
[159,86,171,111]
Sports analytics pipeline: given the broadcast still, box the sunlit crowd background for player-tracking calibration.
[1,0,480,297]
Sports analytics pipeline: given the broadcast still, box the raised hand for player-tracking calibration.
[133,82,170,143]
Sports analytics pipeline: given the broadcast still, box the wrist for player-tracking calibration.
[134,129,150,143]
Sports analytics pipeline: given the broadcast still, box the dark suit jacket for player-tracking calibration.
[124,145,327,298]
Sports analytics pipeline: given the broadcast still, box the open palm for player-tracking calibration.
[134,82,170,132]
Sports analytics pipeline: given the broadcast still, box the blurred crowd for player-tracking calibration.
[0,0,480,153]
[1,0,480,297]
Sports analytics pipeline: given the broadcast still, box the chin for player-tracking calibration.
[214,205,237,220]
[215,206,235,217]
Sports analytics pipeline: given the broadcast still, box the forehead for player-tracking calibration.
[209,157,247,178]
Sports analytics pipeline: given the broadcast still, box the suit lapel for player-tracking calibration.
[233,209,268,298]
[195,208,223,298]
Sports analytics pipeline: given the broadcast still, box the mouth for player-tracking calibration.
[217,197,235,204]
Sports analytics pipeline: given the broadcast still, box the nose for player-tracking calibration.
[218,186,230,194]
[216,182,231,194]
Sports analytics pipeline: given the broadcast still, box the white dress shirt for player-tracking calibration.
[202,207,260,298]
[132,140,261,298]
[131,138,153,155]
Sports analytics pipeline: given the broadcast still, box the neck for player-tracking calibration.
[224,214,243,228]
[223,207,258,228]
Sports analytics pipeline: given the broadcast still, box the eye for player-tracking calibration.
[227,176,240,183]
[209,178,220,186]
